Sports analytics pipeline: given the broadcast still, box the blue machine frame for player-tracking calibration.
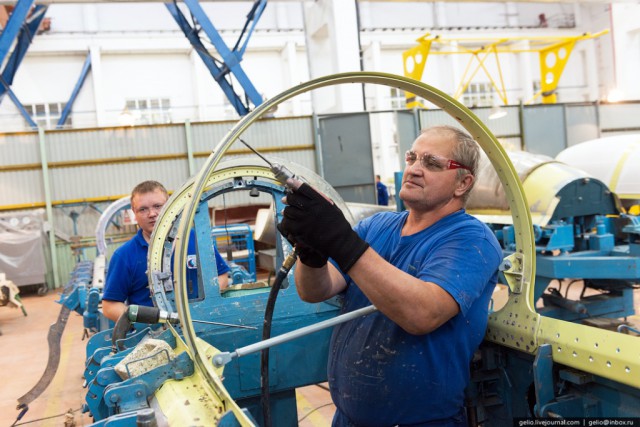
[212,223,258,283]
[0,0,47,128]
[165,0,265,116]
[51,73,640,426]
[57,52,92,129]
[81,161,343,425]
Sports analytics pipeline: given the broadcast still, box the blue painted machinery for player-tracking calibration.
[17,259,107,414]
[212,224,258,284]
[29,73,640,426]
[467,151,639,323]
[56,260,106,335]
[79,159,350,426]
[0,0,48,128]
[465,150,640,425]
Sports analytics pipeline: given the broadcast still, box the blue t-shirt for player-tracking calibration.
[328,210,502,426]
[103,229,230,305]
[377,181,389,206]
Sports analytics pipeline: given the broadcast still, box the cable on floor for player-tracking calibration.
[11,407,82,426]
[298,402,335,423]
[315,383,330,392]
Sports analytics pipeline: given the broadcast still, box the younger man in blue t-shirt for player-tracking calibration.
[102,180,229,322]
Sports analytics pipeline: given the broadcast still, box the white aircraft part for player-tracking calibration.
[556,134,640,202]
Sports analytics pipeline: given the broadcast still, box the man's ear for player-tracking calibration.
[454,174,474,197]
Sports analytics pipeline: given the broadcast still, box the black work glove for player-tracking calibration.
[294,243,329,268]
[278,215,328,268]
[278,183,369,273]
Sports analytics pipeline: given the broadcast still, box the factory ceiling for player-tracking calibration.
[0,0,635,3]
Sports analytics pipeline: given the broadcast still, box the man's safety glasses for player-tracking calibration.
[405,150,472,173]
[135,204,164,216]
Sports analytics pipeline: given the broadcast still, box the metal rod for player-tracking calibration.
[39,127,60,289]
[237,304,377,357]
[213,305,377,367]
[238,138,273,167]
[184,119,196,176]
[191,319,257,330]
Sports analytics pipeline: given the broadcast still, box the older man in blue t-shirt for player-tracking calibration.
[102,181,229,322]
[279,126,502,426]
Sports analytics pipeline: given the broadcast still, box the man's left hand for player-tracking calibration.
[278,183,369,273]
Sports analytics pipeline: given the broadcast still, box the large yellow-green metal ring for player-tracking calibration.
[172,71,538,406]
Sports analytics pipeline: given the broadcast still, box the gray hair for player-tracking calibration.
[421,125,480,202]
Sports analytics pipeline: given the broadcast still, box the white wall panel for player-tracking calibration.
[191,117,314,152]
[191,121,238,153]
[0,170,45,206]
[46,125,186,162]
[0,132,40,163]
[599,104,640,130]
[12,56,90,104]
[48,159,190,203]
[359,2,435,29]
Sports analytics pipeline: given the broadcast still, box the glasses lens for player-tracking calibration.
[137,204,164,216]
[405,151,417,165]
[422,154,445,171]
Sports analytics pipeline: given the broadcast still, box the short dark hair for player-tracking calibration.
[131,180,167,207]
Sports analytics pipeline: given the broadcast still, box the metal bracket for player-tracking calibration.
[499,252,525,294]
[103,351,195,415]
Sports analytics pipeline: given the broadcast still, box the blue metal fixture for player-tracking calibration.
[0,4,47,91]
[0,77,37,128]
[467,152,639,323]
[212,223,257,282]
[469,341,640,425]
[57,52,92,129]
[165,0,265,116]
[0,0,48,128]
[494,211,640,322]
[0,0,36,70]
[81,160,343,425]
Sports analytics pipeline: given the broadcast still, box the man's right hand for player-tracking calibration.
[278,183,369,273]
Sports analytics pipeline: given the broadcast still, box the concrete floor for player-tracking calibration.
[0,290,94,427]
[0,290,335,427]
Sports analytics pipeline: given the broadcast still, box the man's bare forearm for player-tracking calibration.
[294,262,346,303]
[102,300,126,322]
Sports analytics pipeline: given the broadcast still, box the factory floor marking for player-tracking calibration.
[43,315,81,421]
[296,388,332,426]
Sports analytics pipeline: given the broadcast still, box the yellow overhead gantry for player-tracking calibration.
[402,30,609,107]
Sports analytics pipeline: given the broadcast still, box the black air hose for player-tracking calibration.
[111,305,162,352]
[261,250,297,427]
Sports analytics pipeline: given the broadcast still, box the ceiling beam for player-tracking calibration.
[0,0,632,4]
[0,0,309,3]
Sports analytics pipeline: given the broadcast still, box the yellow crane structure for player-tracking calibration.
[402,30,609,108]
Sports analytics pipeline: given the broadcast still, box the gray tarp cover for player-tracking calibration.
[0,231,46,286]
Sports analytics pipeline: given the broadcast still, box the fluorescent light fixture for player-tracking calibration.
[606,88,623,103]
[119,107,135,127]
[488,106,507,120]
